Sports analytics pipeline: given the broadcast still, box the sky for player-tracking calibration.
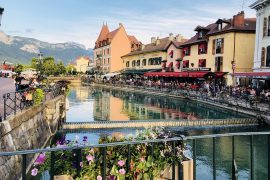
[0,0,256,49]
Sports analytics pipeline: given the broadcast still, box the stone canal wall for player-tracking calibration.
[63,118,258,129]
[0,95,66,180]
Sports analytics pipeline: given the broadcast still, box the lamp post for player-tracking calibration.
[37,52,43,77]
[0,6,4,27]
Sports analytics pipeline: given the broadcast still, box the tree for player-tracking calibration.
[14,64,23,74]
[66,64,77,75]
[42,57,56,76]
[55,61,66,76]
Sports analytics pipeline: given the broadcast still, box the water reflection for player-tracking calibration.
[67,85,250,122]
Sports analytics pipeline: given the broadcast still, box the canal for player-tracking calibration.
[57,85,270,180]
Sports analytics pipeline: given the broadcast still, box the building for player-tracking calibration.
[122,34,186,75]
[93,23,141,74]
[241,0,270,88]
[74,56,91,73]
[180,11,256,85]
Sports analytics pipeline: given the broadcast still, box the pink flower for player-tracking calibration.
[118,160,125,167]
[80,162,83,167]
[31,168,38,176]
[86,154,94,162]
[119,168,126,175]
[34,153,46,165]
[139,157,145,162]
[97,175,102,180]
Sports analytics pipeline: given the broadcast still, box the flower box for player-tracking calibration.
[54,175,74,180]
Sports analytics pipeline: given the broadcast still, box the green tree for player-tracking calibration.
[14,64,23,74]
[31,58,39,70]
[42,57,56,76]
[66,64,77,75]
[55,61,66,76]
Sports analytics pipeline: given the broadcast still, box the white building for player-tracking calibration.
[251,0,270,71]
[248,0,270,88]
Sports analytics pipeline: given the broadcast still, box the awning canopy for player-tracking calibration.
[234,72,270,79]
[122,69,161,75]
[144,71,227,78]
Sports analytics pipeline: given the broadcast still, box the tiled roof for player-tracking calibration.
[95,25,110,43]
[122,37,179,57]
[181,17,256,47]
[128,35,140,44]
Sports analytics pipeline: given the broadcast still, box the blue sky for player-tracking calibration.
[0,0,256,49]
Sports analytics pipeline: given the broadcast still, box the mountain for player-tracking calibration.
[0,31,93,65]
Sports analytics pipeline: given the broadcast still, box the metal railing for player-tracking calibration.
[1,83,66,121]
[1,132,270,180]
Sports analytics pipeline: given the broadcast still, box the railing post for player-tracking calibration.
[102,147,106,179]
[3,94,6,121]
[50,151,55,180]
[126,144,131,174]
[150,142,154,180]
[193,139,196,180]
[172,141,176,180]
[14,92,17,115]
[232,136,236,180]
[213,137,216,180]
[268,135,270,180]
[22,154,27,180]
[250,135,253,180]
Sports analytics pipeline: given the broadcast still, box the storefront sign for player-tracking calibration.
[182,68,211,72]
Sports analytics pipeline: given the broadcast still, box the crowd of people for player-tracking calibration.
[95,75,270,104]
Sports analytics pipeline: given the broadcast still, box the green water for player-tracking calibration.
[67,86,250,122]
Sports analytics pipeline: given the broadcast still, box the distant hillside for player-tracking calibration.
[0,31,93,65]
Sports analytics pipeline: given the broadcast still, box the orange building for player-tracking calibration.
[93,23,141,73]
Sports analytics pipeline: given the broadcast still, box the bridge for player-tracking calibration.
[47,76,81,84]
[63,118,259,129]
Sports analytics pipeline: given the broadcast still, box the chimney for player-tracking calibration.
[141,44,145,50]
[169,33,174,40]
[175,34,183,42]
[155,37,160,45]
[151,37,156,43]
[233,11,245,27]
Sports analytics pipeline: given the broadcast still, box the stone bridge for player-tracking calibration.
[47,76,81,84]
[63,118,258,129]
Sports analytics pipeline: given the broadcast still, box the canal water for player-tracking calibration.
[59,85,270,180]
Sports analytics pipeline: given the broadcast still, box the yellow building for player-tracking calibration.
[122,34,186,74]
[74,56,91,73]
[180,11,256,85]
[93,23,141,74]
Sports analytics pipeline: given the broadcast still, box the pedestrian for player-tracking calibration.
[14,74,23,91]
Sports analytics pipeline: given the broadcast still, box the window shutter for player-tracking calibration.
[263,17,267,37]
[261,47,266,67]
[221,38,224,54]
[212,39,216,55]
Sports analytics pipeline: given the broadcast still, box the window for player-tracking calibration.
[158,57,162,65]
[198,31,203,39]
[182,60,189,68]
[107,49,110,54]
[198,44,207,54]
[215,57,223,72]
[268,16,270,36]
[148,58,153,65]
[107,58,110,64]
[126,61,130,67]
[103,59,105,65]
[198,59,206,67]
[261,47,266,67]
[132,60,136,67]
[137,60,140,66]
[263,17,267,37]
[215,38,224,54]
[142,59,147,66]
[266,46,270,67]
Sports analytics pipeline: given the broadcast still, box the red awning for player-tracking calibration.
[234,72,270,78]
[214,72,227,78]
[144,71,209,78]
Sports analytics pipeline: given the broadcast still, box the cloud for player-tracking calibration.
[25,28,34,33]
